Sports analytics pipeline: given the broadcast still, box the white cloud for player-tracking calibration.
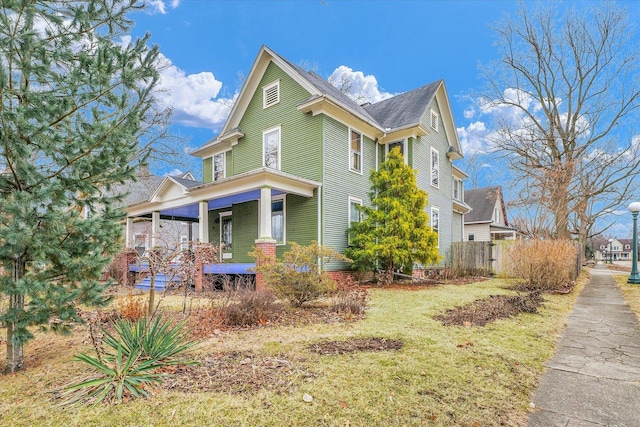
[328,66,394,104]
[154,53,235,129]
[165,168,183,177]
[456,121,493,155]
[145,0,180,14]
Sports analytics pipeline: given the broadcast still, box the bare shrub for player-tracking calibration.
[191,276,283,334]
[330,276,368,316]
[505,240,578,292]
[252,242,349,307]
[118,293,147,321]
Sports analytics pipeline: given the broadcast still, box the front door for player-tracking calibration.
[220,212,232,260]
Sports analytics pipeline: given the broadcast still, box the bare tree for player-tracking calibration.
[480,2,640,249]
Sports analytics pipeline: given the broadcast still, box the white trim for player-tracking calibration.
[349,128,363,175]
[263,125,281,170]
[430,109,439,132]
[220,211,232,259]
[348,196,363,246]
[430,147,440,188]
[263,80,280,109]
[385,139,408,164]
[271,194,286,246]
[431,206,440,248]
[212,151,227,182]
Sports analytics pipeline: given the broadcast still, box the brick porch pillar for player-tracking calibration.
[254,239,276,291]
[122,248,138,286]
[194,243,214,292]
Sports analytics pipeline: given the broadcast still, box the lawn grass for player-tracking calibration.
[614,273,640,320]
[0,274,587,427]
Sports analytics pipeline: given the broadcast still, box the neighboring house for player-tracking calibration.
[592,238,634,261]
[463,186,517,241]
[122,45,470,272]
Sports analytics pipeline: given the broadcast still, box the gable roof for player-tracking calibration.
[113,172,202,207]
[464,186,505,224]
[192,45,463,158]
[364,81,441,130]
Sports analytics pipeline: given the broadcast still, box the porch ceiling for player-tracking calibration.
[126,168,319,219]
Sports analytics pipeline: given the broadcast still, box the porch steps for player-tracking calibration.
[135,273,180,291]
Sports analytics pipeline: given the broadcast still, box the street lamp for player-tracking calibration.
[609,238,613,264]
[628,202,640,284]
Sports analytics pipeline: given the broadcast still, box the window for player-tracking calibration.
[468,233,475,241]
[220,212,232,259]
[430,148,439,188]
[350,129,362,173]
[213,152,225,181]
[134,234,146,257]
[431,207,439,248]
[626,245,631,249]
[263,81,280,109]
[430,110,439,132]
[271,197,285,245]
[348,196,363,245]
[263,127,281,170]
[453,178,463,201]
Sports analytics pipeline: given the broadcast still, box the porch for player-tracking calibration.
[122,168,321,290]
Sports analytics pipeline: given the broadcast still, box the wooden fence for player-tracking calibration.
[449,240,582,279]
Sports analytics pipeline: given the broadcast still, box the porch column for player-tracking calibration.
[125,217,134,248]
[256,186,276,291]
[258,186,273,240]
[151,211,160,247]
[198,200,209,243]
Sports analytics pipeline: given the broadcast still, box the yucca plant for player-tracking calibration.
[102,316,197,363]
[62,316,197,406]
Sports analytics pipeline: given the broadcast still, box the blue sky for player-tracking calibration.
[130,0,525,174]
[129,0,640,238]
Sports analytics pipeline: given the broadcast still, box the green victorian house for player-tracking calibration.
[123,45,470,276]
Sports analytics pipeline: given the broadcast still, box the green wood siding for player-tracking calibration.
[276,193,318,258]
[207,202,258,263]
[322,116,376,270]
[225,150,233,177]
[202,157,212,183]
[233,201,259,263]
[413,98,455,262]
[232,62,322,182]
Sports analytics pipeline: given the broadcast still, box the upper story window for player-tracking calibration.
[387,140,407,163]
[263,126,281,170]
[263,81,280,109]
[468,233,475,241]
[430,148,439,188]
[626,244,631,249]
[431,207,440,248]
[350,129,362,173]
[493,207,501,223]
[453,178,463,201]
[213,152,225,181]
[430,110,439,132]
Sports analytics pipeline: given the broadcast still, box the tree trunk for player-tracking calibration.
[148,271,156,317]
[4,258,26,374]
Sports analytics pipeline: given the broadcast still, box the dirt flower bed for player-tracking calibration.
[309,337,404,355]
[434,292,544,326]
[163,351,316,394]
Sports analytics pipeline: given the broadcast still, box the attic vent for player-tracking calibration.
[263,81,280,109]
[430,110,439,131]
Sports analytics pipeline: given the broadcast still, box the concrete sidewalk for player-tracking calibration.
[527,264,640,426]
